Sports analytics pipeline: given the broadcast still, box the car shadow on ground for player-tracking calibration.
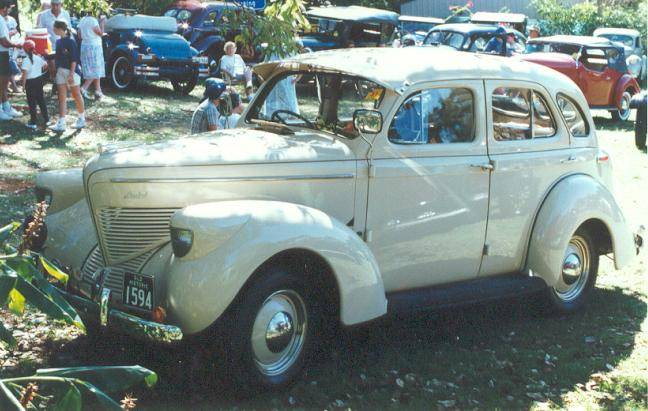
[593,116,635,132]
[46,286,646,410]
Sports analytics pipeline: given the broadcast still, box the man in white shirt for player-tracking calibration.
[37,0,69,51]
[0,0,20,120]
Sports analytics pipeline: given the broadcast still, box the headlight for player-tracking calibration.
[35,187,52,206]
[170,228,193,258]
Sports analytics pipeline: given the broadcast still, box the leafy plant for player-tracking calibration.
[0,204,159,409]
[1,365,158,410]
[0,202,84,348]
[224,0,310,60]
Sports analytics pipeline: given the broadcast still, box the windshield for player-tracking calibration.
[598,34,634,48]
[302,18,341,38]
[424,31,466,49]
[400,21,436,34]
[247,71,385,137]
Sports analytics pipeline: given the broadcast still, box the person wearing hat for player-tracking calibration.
[191,77,226,134]
[0,0,21,121]
[484,26,507,55]
[20,39,49,129]
[36,0,69,52]
[528,25,541,39]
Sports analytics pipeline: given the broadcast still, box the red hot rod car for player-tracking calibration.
[520,35,640,121]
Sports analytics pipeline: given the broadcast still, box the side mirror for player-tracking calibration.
[353,109,383,134]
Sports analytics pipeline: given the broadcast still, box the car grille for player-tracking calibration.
[80,246,155,304]
[96,207,178,265]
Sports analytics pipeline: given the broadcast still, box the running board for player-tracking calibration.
[386,274,547,315]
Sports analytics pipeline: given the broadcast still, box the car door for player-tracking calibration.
[578,47,616,106]
[479,81,574,277]
[365,80,490,293]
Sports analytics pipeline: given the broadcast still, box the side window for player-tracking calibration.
[388,88,474,144]
[492,87,556,141]
[556,94,589,137]
[581,48,608,72]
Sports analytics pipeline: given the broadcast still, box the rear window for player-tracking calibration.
[556,94,589,137]
[492,87,556,141]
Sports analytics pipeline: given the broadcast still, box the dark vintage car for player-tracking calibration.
[398,15,444,44]
[104,14,209,94]
[630,91,646,151]
[163,0,258,63]
[423,23,526,55]
[300,6,399,51]
[520,36,641,121]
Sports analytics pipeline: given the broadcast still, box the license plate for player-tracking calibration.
[123,273,154,310]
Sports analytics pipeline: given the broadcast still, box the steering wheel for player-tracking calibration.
[270,110,316,130]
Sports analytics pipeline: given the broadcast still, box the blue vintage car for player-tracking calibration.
[300,6,399,51]
[164,1,259,64]
[103,14,209,94]
[423,23,527,55]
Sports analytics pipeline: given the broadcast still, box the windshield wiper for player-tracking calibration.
[250,119,295,135]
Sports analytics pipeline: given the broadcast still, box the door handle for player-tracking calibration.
[470,163,494,171]
[561,155,577,164]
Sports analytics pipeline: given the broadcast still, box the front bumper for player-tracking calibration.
[134,59,209,79]
[62,289,183,343]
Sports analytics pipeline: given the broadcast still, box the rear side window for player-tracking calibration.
[556,94,589,137]
[492,87,556,141]
[389,87,474,144]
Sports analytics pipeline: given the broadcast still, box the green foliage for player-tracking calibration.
[225,0,310,59]
[1,366,158,410]
[532,0,647,39]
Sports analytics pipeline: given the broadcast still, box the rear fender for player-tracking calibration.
[166,201,387,335]
[526,174,635,287]
[614,74,640,108]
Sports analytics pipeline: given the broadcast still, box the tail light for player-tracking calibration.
[597,150,610,163]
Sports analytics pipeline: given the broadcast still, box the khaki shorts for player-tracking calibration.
[56,68,81,87]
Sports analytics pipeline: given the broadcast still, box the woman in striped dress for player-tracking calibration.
[78,10,105,99]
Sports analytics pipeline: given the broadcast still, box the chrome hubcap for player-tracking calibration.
[554,235,590,302]
[619,93,631,119]
[251,290,307,376]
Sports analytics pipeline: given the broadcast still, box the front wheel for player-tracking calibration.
[544,228,599,313]
[223,265,321,393]
[611,91,632,122]
[171,73,198,95]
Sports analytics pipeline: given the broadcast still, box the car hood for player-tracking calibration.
[85,128,356,176]
[139,32,194,59]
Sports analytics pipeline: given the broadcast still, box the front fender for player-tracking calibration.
[36,168,84,213]
[166,201,387,335]
[614,74,640,107]
[526,174,635,287]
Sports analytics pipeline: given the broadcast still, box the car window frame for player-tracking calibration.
[387,86,477,145]
[555,93,590,138]
[491,87,557,141]
[485,80,568,154]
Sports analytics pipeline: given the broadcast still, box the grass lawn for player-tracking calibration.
[0,82,646,410]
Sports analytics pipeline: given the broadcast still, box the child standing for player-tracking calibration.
[51,19,84,132]
[20,40,49,129]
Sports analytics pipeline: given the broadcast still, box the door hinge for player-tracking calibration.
[482,244,489,256]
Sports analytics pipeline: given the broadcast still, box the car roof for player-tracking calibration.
[593,27,640,37]
[528,35,614,46]
[471,12,527,24]
[429,23,521,35]
[399,15,444,24]
[254,47,579,93]
[306,6,399,25]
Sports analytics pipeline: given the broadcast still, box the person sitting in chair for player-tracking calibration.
[219,41,252,96]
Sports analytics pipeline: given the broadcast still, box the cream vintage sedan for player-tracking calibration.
[35,47,643,390]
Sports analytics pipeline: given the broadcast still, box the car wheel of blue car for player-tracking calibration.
[171,74,198,95]
[110,55,137,91]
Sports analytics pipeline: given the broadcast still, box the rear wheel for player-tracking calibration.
[110,55,137,91]
[171,73,198,95]
[544,228,599,313]
[611,91,632,122]
[222,264,322,393]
